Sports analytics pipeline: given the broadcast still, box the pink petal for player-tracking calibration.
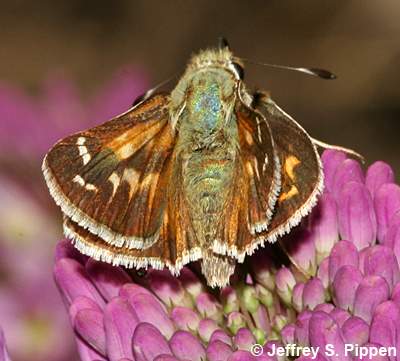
[234,328,256,351]
[74,309,106,356]
[54,258,105,307]
[227,350,257,361]
[207,340,233,361]
[170,306,200,331]
[196,293,222,321]
[337,182,377,249]
[86,259,131,301]
[331,159,364,198]
[363,245,400,290]
[199,319,220,342]
[353,276,390,323]
[328,241,359,284]
[332,265,363,312]
[129,292,174,339]
[132,323,172,361]
[321,150,347,192]
[148,269,191,308]
[209,330,233,346]
[69,296,103,321]
[169,330,206,361]
[309,193,339,258]
[341,316,369,346]
[104,297,139,361]
[302,278,325,310]
[177,268,205,298]
[374,183,400,242]
[365,161,395,197]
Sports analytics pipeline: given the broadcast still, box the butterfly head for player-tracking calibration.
[170,48,246,130]
[187,47,244,81]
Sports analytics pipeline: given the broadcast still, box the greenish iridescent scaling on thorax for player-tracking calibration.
[191,80,223,133]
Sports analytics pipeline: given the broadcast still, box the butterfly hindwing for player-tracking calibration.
[63,158,203,273]
[43,94,176,249]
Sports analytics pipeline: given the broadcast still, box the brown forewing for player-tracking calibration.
[212,105,280,259]
[213,98,322,260]
[43,94,176,249]
[235,106,280,233]
[255,97,322,239]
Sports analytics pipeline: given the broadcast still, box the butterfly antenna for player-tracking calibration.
[241,58,337,80]
[132,73,179,106]
[218,36,230,50]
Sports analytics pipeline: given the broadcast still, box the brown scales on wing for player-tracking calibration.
[43,94,177,249]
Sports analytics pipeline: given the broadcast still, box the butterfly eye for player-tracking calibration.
[232,62,244,80]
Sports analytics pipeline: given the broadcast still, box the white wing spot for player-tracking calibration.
[117,143,135,160]
[73,174,97,192]
[77,137,85,146]
[262,154,268,173]
[73,175,85,186]
[255,117,262,143]
[85,183,98,191]
[76,137,91,165]
[108,172,120,197]
[122,168,140,200]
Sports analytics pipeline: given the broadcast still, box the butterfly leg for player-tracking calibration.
[311,138,364,162]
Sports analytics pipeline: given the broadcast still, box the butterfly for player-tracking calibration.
[42,40,358,287]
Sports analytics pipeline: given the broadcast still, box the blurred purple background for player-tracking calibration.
[0,1,399,360]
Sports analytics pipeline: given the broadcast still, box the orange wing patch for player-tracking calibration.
[279,155,301,202]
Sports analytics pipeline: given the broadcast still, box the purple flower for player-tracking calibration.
[53,150,400,361]
[0,68,148,361]
[0,68,147,159]
[0,327,12,361]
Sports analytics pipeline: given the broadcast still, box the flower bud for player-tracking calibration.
[328,241,359,284]
[341,316,369,346]
[169,330,206,361]
[337,182,377,249]
[302,278,326,310]
[332,265,362,312]
[353,276,390,324]
[309,193,339,260]
[365,161,395,197]
[132,323,172,361]
[331,159,364,198]
[275,267,296,305]
[374,183,400,242]
[363,245,400,291]
[321,150,347,192]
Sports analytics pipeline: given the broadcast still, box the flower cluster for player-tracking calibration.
[0,68,147,361]
[31,149,400,361]
[278,151,400,360]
